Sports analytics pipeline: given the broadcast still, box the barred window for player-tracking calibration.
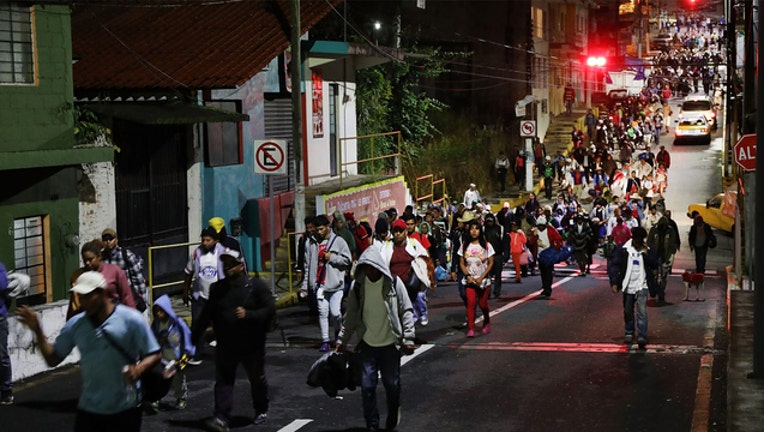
[13,215,48,306]
[0,4,34,84]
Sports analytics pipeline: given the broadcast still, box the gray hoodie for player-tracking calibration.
[337,247,416,350]
[301,231,352,293]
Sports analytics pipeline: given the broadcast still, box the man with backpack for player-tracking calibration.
[101,228,148,313]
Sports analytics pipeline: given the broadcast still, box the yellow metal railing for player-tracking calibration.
[339,131,402,189]
[147,241,198,308]
[414,174,448,208]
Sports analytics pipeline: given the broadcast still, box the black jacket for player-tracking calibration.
[192,274,275,352]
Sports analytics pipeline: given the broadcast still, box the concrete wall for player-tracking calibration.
[8,301,79,382]
[0,5,74,151]
[79,160,117,247]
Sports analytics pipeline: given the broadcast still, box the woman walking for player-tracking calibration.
[458,221,495,337]
[508,222,527,283]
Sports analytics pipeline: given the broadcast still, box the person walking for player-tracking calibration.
[567,214,593,276]
[495,151,510,193]
[563,83,576,116]
[101,228,148,313]
[80,239,137,309]
[688,215,716,274]
[532,216,563,297]
[584,108,597,143]
[296,216,319,316]
[462,183,481,210]
[208,217,248,273]
[16,271,161,431]
[380,218,431,326]
[149,294,195,412]
[0,262,14,405]
[302,214,352,352]
[608,227,658,349]
[192,250,276,432]
[483,214,506,298]
[458,220,495,337]
[182,227,226,364]
[507,222,528,283]
[336,247,416,432]
[648,216,680,305]
[514,150,525,187]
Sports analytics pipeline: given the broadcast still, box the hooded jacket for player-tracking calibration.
[301,231,352,293]
[151,294,196,359]
[337,247,416,350]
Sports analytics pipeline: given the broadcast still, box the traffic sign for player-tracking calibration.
[520,120,536,137]
[733,134,757,172]
[254,140,287,175]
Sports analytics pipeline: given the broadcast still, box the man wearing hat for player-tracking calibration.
[182,227,227,364]
[462,183,481,210]
[193,250,275,430]
[209,217,247,273]
[101,228,148,313]
[17,271,161,430]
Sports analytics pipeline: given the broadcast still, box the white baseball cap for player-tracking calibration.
[70,271,107,295]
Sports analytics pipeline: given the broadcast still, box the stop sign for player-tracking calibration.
[734,134,757,172]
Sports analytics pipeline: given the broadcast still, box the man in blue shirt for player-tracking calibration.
[17,271,160,431]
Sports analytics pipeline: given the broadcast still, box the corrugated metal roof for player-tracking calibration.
[72,1,337,90]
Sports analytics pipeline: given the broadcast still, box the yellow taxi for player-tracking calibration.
[674,114,711,145]
[687,193,735,233]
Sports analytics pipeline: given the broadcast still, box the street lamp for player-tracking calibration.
[373,21,382,45]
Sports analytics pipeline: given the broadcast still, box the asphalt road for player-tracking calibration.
[0,95,731,432]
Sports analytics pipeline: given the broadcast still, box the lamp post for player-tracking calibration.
[373,21,381,45]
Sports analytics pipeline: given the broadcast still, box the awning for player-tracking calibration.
[83,102,249,125]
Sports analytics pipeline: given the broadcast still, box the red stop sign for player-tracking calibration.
[734,134,757,172]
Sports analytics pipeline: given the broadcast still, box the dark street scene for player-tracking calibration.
[0,0,762,431]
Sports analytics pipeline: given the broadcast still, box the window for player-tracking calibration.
[532,7,546,40]
[13,216,47,306]
[0,4,34,84]
[204,100,243,167]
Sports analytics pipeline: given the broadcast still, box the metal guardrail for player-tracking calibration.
[414,174,448,208]
[339,131,402,189]
[147,241,198,307]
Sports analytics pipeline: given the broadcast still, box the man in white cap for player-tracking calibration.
[16,271,160,430]
[462,183,481,210]
[532,216,563,297]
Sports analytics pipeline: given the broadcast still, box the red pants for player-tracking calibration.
[466,285,490,331]
[511,252,524,281]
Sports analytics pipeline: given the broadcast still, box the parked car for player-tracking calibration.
[674,114,712,145]
[687,193,735,233]
[680,94,718,130]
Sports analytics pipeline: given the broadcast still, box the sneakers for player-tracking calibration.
[624,334,634,344]
[481,323,491,335]
[466,330,475,338]
[203,416,230,432]
[187,357,203,366]
[419,316,429,326]
[145,401,160,414]
[319,342,330,352]
[175,399,187,410]
[637,338,647,350]
[208,340,218,348]
[253,412,268,425]
[0,392,13,406]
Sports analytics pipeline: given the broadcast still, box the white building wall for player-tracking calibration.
[79,161,117,245]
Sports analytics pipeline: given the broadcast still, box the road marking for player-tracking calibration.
[402,343,435,366]
[277,419,314,432]
[442,341,720,355]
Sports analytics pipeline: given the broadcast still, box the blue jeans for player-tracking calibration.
[360,344,401,430]
[0,316,10,393]
[623,289,648,341]
[414,291,428,321]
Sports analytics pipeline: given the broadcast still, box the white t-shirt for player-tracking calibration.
[458,242,495,287]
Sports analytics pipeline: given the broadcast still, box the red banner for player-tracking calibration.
[323,178,408,222]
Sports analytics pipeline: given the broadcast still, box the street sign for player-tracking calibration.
[254,140,287,175]
[520,120,536,137]
[733,134,757,172]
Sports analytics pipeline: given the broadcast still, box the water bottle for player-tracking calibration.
[122,365,137,404]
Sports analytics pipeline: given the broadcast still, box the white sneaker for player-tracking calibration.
[419,316,429,326]
[209,340,217,347]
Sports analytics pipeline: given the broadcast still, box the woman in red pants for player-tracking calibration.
[458,220,495,337]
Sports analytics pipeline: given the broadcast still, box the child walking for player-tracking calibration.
[151,294,195,411]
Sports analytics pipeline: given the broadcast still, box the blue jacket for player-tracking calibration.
[151,294,195,359]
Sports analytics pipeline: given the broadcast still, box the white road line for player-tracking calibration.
[402,343,435,366]
[277,419,314,432]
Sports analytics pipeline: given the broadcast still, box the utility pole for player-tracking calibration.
[751,0,764,380]
[291,0,305,236]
